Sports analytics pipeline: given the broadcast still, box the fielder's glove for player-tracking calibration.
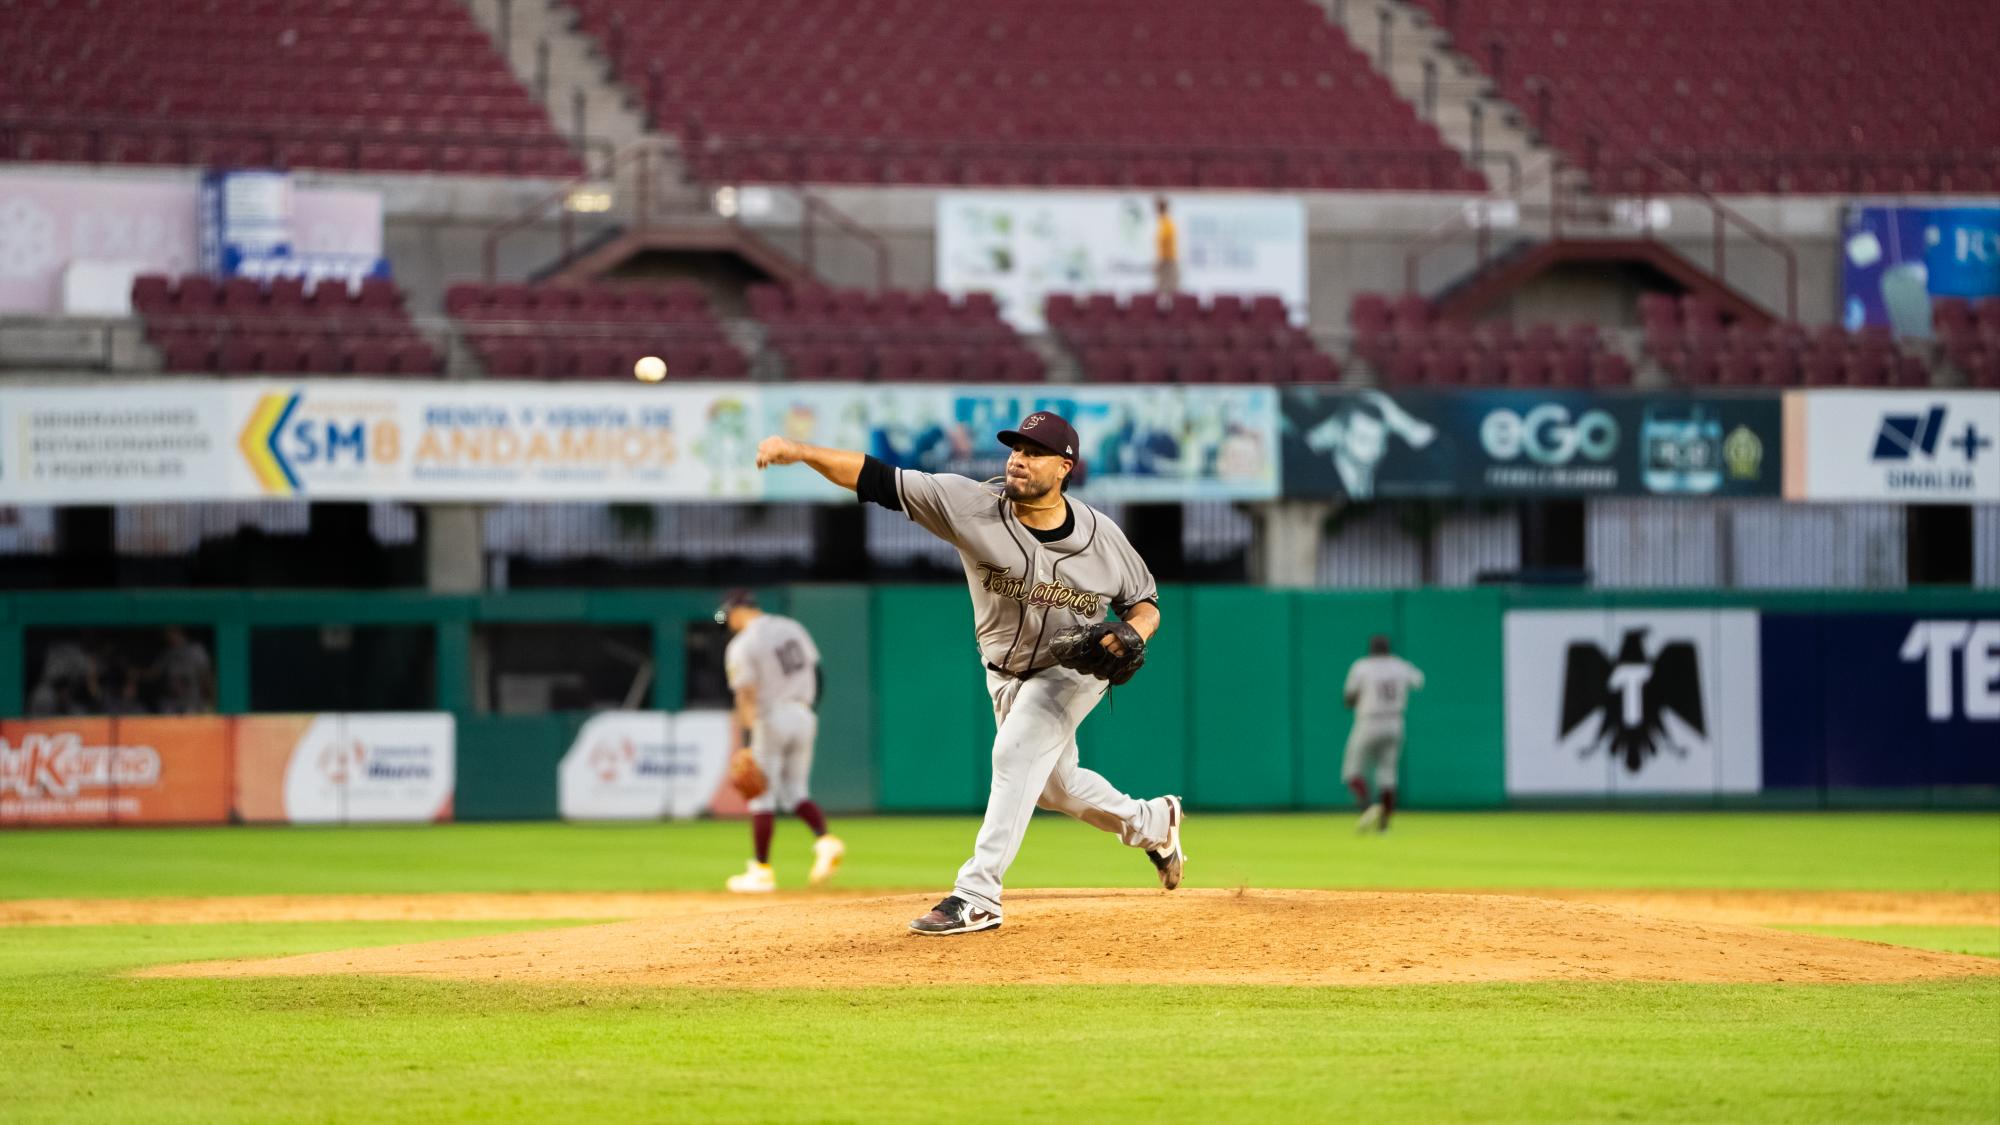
[727,748,768,800]
[1049,621,1147,686]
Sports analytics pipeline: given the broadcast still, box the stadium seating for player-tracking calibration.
[569,0,1483,191]
[1931,298,2000,389]
[1636,293,1952,388]
[1048,293,1338,383]
[446,281,748,380]
[0,0,580,176]
[132,273,441,376]
[748,285,1044,382]
[1348,293,1631,388]
[1407,0,2000,193]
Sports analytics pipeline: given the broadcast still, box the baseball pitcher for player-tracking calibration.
[754,410,1186,935]
[1342,634,1424,833]
[717,590,845,892]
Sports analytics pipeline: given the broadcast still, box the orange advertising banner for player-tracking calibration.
[0,716,231,826]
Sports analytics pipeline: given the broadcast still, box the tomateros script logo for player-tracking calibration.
[974,562,1103,616]
[0,733,161,798]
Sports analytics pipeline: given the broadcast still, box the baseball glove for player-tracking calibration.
[1049,621,1147,685]
[727,748,768,799]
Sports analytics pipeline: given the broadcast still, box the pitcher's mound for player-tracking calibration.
[144,889,1999,988]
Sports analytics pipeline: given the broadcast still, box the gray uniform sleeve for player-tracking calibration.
[895,469,996,545]
[1103,520,1159,617]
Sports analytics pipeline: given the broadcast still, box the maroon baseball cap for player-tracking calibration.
[712,587,757,624]
[996,411,1079,459]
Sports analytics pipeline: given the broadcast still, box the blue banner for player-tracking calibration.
[1760,614,2000,792]
[1842,204,2000,336]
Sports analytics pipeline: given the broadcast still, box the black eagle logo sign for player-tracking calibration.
[1558,629,1706,772]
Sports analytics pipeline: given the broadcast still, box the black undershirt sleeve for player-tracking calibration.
[855,455,902,511]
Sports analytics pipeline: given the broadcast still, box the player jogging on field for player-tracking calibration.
[716,590,845,892]
[754,411,1186,935]
[1342,634,1424,833]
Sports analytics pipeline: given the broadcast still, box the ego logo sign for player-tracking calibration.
[1478,405,1620,491]
[1480,405,1619,464]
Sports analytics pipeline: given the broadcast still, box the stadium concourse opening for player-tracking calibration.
[141,889,2000,989]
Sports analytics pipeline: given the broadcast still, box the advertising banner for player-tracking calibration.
[1504,610,1763,796]
[223,381,763,502]
[1281,389,1780,500]
[557,710,735,821]
[760,382,1281,502]
[937,192,1306,332]
[0,383,244,503]
[1784,390,2000,503]
[0,716,231,826]
[199,170,388,289]
[0,169,383,314]
[234,713,454,824]
[1841,205,2000,336]
[1761,615,1999,791]
[0,381,765,504]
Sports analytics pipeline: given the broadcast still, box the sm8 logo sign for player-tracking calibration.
[241,392,402,495]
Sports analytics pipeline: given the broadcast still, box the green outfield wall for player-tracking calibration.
[4,586,1995,818]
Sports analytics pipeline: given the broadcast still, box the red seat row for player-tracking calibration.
[747,284,1043,382]
[1,0,576,177]
[1050,293,1337,383]
[133,274,440,376]
[448,282,747,381]
[575,0,1479,191]
[1637,293,1953,388]
[1408,0,2000,194]
[1351,294,1631,388]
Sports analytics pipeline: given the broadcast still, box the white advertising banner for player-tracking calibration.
[558,710,735,821]
[937,192,1307,332]
[0,169,382,314]
[0,380,765,503]
[0,383,242,502]
[234,712,455,824]
[222,380,762,501]
[1504,610,1763,796]
[1786,390,2000,503]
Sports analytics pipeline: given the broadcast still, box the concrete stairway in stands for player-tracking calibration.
[460,0,655,169]
[1316,0,1553,198]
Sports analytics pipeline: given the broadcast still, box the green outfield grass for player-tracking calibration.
[3,812,1996,899]
[2,814,1996,1123]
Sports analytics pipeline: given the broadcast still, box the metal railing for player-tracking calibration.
[683,134,1520,195]
[1402,152,1799,321]
[0,111,608,176]
[481,139,892,290]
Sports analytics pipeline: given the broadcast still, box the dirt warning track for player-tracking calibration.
[140,888,2000,988]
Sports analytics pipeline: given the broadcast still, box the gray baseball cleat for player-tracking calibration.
[909,894,1001,936]
[1147,794,1186,890]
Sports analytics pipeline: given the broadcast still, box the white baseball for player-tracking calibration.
[634,355,667,382]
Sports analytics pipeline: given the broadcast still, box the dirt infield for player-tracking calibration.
[12,887,1996,928]
[135,888,2000,988]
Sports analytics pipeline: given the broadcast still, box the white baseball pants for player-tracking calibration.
[952,663,1176,916]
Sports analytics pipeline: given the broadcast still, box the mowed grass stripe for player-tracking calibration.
[2,813,1995,900]
[0,918,1993,1125]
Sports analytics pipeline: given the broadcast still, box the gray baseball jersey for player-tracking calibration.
[1345,655,1425,724]
[724,613,820,719]
[895,469,1158,675]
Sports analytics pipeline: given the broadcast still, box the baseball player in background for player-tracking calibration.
[716,590,845,892]
[1342,635,1424,833]
[754,410,1187,936]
